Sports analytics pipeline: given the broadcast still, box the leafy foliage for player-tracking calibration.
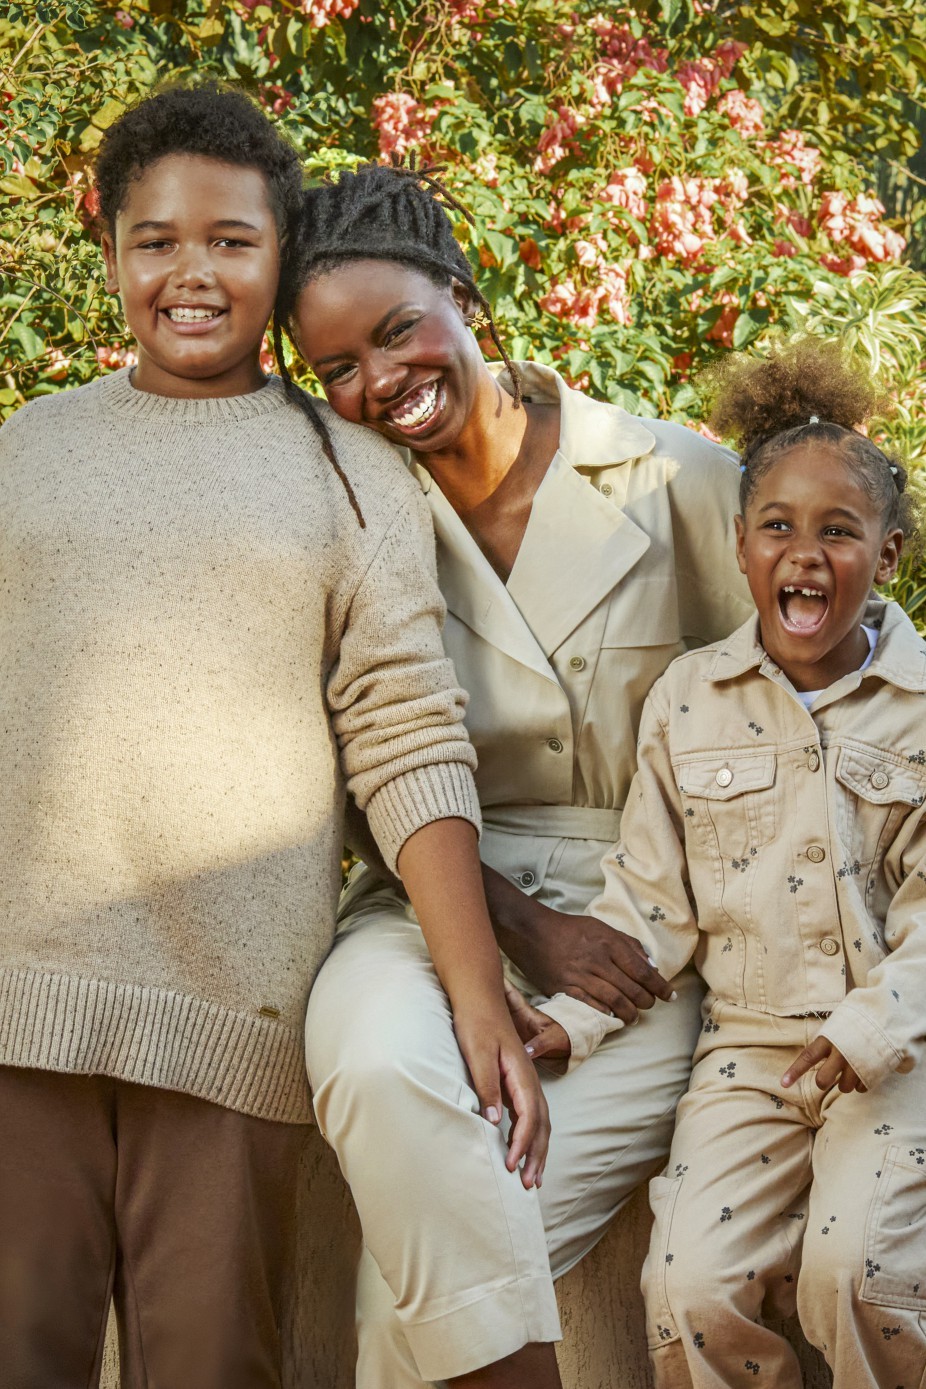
[2,0,924,619]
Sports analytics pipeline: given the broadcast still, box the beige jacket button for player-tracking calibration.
[715,767,733,787]
[807,845,826,863]
[569,655,586,671]
[870,769,890,790]
[807,751,820,772]
[547,737,564,753]
[519,870,535,887]
[820,937,840,956]
[600,482,613,497]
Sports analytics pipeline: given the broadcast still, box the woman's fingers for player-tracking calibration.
[500,1043,551,1189]
[503,978,548,1043]
[602,925,676,1003]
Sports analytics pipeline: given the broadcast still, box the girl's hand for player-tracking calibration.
[452,1006,551,1190]
[781,1037,868,1094]
[503,979,572,1066]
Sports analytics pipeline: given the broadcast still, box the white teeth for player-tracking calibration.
[783,586,825,597]
[166,307,221,322]
[390,382,439,428]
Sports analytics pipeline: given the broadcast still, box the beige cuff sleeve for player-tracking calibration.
[535,992,624,1073]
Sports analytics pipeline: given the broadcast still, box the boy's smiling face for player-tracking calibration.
[102,154,279,398]
[735,445,903,692]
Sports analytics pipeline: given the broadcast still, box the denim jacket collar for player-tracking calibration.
[705,598,926,696]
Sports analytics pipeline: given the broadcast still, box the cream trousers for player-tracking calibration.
[304,901,705,1385]
[643,999,926,1388]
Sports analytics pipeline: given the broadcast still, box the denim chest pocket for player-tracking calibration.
[835,746,926,868]
[677,753,777,857]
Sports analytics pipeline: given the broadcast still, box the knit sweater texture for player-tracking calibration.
[0,370,480,1123]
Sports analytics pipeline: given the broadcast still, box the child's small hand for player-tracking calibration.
[781,1036,868,1094]
[503,980,572,1065]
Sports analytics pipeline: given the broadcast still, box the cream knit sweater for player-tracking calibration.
[0,370,479,1123]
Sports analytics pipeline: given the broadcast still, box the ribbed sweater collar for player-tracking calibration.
[98,367,289,425]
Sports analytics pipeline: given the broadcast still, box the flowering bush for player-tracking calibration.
[1,0,924,620]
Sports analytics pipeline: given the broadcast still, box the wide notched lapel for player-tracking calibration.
[413,361,661,673]
[506,450,650,657]
[503,365,658,657]
[417,465,559,684]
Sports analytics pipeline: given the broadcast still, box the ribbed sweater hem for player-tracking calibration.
[0,967,312,1124]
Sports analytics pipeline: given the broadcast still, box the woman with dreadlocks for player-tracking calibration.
[275,160,752,1389]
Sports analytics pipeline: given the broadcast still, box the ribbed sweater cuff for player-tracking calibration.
[366,762,482,874]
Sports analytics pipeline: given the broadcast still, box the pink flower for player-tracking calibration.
[779,207,813,238]
[534,105,585,174]
[371,91,443,159]
[539,278,600,330]
[714,41,748,78]
[43,347,70,382]
[717,90,764,136]
[600,262,631,325]
[772,239,797,258]
[818,190,906,264]
[673,351,693,377]
[585,18,667,106]
[297,0,359,25]
[96,345,138,372]
[473,151,500,187]
[705,291,740,348]
[676,44,744,118]
[600,165,648,223]
[651,175,718,263]
[692,420,723,442]
[720,168,750,205]
[765,130,821,187]
[114,9,134,26]
[820,252,868,276]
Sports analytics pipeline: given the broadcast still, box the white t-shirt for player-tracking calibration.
[796,625,879,710]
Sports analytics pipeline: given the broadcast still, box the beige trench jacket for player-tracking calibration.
[346,362,752,1061]
[589,599,926,1091]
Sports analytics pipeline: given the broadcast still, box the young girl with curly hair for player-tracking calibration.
[589,336,926,1387]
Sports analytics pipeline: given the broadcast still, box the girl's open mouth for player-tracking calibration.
[778,584,829,635]
[385,380,445,436]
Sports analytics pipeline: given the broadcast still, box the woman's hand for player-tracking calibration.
[485,866,674,1024]
[781,1037,868,1094]
[503,979,571,1066]
[452,1003,551,1189]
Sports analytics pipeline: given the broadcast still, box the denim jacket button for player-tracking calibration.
[807,751,820,772]
[715,767,733,788]
[807,845,826,863]
[870,769,890,790]
[820,937,840,956]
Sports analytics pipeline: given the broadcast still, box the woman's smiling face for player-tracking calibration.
[735,444,903,691]
[292,258,485,450]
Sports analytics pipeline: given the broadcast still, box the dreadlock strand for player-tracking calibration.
[473,287,523,408]
[272,316,366,528]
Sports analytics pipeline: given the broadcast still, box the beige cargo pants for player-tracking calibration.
[305,902,706,1386]
[643,1000,926,1388]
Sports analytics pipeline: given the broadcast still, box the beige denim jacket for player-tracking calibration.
[589,599,926,1091]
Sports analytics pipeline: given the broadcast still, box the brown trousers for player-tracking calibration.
[0,1066,308,1389]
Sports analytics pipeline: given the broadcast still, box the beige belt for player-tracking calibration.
[483,804,622,842]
